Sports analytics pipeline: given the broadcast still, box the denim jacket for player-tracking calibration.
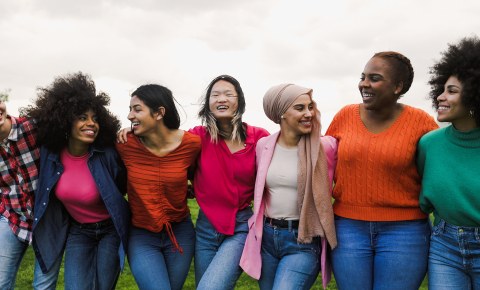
[32,144,130,274]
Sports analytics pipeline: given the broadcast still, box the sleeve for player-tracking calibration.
[422,112,440,134]
[325,108,344,138]
[416,136,434,214]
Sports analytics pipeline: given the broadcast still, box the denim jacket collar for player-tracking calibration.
[46,144,106,163]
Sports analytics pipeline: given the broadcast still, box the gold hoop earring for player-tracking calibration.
[470,110,475,118]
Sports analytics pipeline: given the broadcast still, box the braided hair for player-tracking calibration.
[373,51,414,96]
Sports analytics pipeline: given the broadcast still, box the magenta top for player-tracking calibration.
[55,148,110,223]
[189,124,269,235]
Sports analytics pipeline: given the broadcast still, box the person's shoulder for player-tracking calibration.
[188,126,206,136]
[246,123,270,140]
[115,132,139,151]
[419,126,446,144]
[184,130,202,147]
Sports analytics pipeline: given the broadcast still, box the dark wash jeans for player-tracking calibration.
[330,215,430,290]
[128,215,195,290]
[64,218,121,290]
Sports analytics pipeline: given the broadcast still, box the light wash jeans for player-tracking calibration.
[128,215,195,290]
[330,215,431,290]
[429,219,480,290]
[194,207,252,290]
[258,221,321,290]
[0,215,60,290]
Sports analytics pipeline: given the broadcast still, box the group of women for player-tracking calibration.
[15,35,480,290]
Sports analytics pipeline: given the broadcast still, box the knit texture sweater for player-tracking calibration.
[418,125,480,227]
[326,104,439,221]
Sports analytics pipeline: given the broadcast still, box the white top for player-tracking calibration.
[264,143,299,220]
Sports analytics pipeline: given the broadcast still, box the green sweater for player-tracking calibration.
[418,125,480,226]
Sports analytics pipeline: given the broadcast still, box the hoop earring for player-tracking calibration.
[470,110,475,118]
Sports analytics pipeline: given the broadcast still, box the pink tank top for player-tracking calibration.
[55,148,110,223]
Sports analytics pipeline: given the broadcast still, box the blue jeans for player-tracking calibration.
[0,215,60,290]
[64,218,121,290]
[195,207,252,290]
[429,220,480,290]
[258,221,321,290]
[128,215,195,290]
[330,215,430,290]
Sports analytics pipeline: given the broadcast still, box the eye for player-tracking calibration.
[360,76,365,81]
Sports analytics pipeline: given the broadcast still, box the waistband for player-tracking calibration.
[264,216,299,229]
[436,219,480,236]
[71,217,113,229]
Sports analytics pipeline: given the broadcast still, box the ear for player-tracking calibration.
[394,82,404,95]
[156,107,165,121]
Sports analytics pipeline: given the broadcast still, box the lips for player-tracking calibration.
[362,92,374,101]
[82,129,96,136]
[131,121,140,130]
[438,106,450,111]
[217,106,229,110]
[300,120,312,127]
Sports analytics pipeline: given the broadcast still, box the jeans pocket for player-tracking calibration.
[432,222,443,236]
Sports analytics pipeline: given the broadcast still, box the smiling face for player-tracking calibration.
[359,57,401,111]
[69,109,99,146]
[208,80,239,122]
[281,94,315,136]
[436,76,473,126]
[128,95,160,137]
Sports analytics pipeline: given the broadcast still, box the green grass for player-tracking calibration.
[16,199,429,289]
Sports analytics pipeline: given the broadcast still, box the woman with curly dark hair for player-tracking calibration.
[418,36,480,289]
[326,52,439,289]
[22,72,130,290]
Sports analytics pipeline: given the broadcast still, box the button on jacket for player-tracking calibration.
[32,144,130,274]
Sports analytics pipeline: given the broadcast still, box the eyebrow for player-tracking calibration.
[211,89,235,94]
[447,85,461,89]
[293,102,313,107]
[130,104,142,109]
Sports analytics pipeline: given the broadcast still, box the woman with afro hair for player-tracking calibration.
[22,72,130,290]
[418,36,480,289]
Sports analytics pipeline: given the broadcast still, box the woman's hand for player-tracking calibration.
[187,184,195,199]
[116,127,132,144]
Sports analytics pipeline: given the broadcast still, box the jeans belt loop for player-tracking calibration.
[440,219,446,233]
[288,220,292,232]
[475,228,480,241]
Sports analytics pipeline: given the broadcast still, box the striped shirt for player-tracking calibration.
[0,116,40,243]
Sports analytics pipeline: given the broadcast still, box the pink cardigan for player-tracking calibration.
[239,131,338,289]
[189,124,269,235]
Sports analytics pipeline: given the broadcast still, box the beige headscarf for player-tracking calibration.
[263,84,337,248]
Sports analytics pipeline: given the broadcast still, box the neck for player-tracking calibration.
[278,129,301,149]
[67,140,90,157]
[217,119,233,137]
[0,118,12,142]
[453,118,478,132]
[365,102,401,121]
[142,123,179,149]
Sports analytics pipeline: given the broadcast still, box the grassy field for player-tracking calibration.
[16,199,429,289]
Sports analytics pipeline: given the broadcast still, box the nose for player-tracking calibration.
[437,91,446,102]
[304,109,313,118]
[86,117,95,126]
[127,110,134,121]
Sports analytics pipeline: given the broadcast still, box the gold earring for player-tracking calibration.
[470,110,475,118]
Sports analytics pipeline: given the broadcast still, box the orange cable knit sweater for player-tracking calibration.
[325,104,439,221]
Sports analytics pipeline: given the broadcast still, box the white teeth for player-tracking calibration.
[438,106,449,110]
[217,106,228,110]
[301,121,311,125]
[84,130,94,134]
[362,93,374,97]
[132,122,140,126]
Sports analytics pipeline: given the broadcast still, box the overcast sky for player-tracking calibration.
[1,0,479,134]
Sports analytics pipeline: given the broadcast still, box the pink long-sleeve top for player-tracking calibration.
[189,124,269,235]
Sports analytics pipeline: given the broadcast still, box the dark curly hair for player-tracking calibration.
[20,72,120,152]
[373,51,414,96]
[428,35,480,126]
